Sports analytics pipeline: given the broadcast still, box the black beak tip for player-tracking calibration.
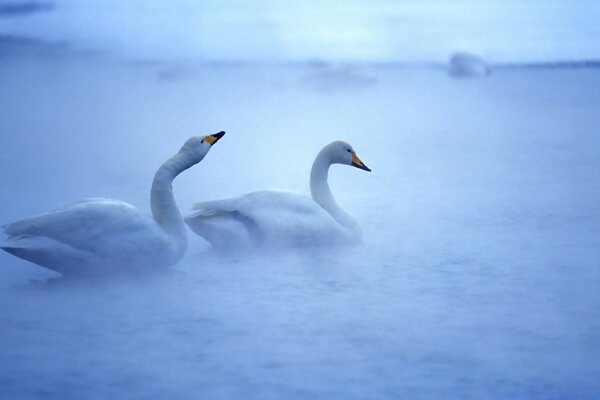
[353,162,371,172]
[211,131,225,144]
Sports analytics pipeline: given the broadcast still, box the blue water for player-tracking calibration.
[1,1,600,397]
[0,56,599,398]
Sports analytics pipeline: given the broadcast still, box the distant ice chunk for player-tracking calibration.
[448,51,490,78]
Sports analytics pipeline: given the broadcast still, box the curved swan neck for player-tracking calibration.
[151,150,197,240]
[310,146,359,232]
[310,147,334,206]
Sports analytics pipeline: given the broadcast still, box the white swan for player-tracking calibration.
[185,140,370,250]
[1,131,225,276]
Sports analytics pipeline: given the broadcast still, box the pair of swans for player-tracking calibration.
[1,133,371,276]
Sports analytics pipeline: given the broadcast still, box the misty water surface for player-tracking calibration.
[1,0,600,398]
[0,55,599,399]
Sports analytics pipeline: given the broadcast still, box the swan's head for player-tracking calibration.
[329,141,371,172]
[180,131,225,160]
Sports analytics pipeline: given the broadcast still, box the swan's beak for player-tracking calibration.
[351,151,371,172]
[204,131,226,145]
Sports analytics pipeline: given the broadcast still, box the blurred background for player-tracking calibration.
[2,0,600,63]
[1,1,599,399]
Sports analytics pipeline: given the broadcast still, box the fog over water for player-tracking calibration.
[1,1,600,399]
[2,0,600,63]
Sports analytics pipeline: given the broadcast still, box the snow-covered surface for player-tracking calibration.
[0,55,599,398]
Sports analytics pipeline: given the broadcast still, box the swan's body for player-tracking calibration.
[186,190,352,249]
[2,199,182,275]
[185,141,370,250]
[1,131,225,276]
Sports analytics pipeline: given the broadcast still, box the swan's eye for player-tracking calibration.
[201,139,205,144]
[347,149,352,153]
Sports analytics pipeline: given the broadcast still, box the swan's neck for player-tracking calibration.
[151,151,196,245]
[310,148,360,233]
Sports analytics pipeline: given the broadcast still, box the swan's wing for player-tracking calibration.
[2,198,151,252]
[190,190,321,215]
[186,190,343,247]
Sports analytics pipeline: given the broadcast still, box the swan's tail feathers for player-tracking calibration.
[0,244,63,272]
[188,201,237,221]
[1,245,30,259]
[3,218,40,239]
[0,236,87,274]
[189,201,230,217]
[185,210,260,250]
[1,237,41,267]
[2,222,11,237]
[187,206,218,219]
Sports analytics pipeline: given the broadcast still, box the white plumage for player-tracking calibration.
[185,141,370,251]
[1,131,225,276]
[187,190,349,250]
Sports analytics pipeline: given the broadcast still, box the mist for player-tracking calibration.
[3,0,600,63]
[1,1,600,399]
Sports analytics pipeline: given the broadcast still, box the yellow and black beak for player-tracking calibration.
[351,151,371,172]
[204,131,226,145]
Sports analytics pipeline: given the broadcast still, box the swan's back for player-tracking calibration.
[4,199,152,247]
[185,190,352,250]
[2,198,176,274]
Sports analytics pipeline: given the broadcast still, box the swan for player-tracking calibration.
[1,131,225,276]
[185,140,370,250]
